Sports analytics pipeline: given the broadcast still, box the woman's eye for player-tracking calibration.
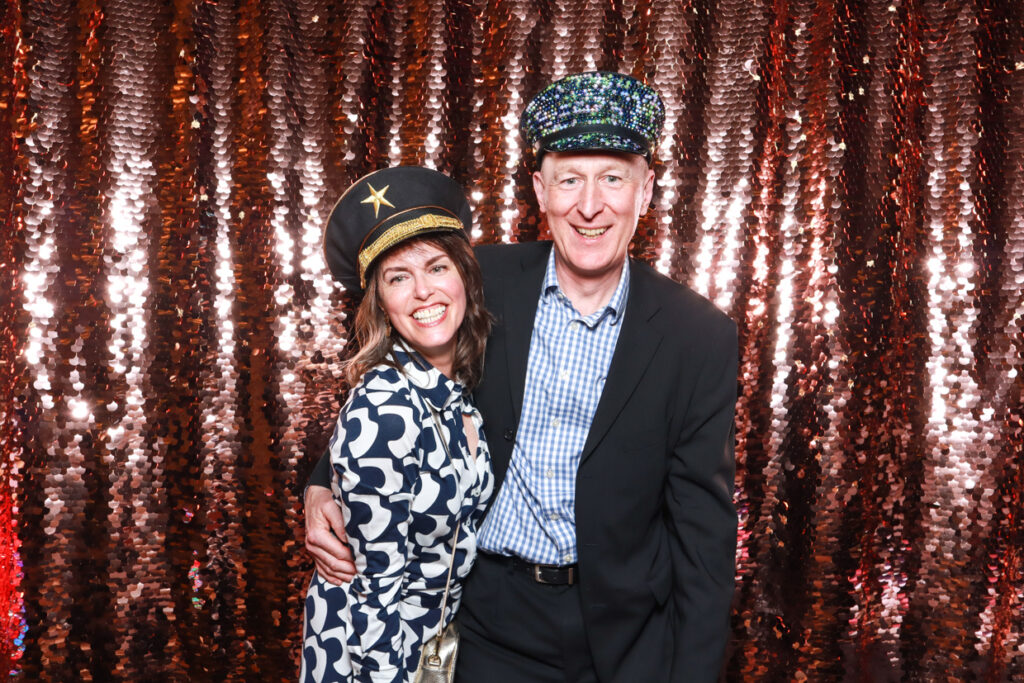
[431,264,448,273]
[388,274,407,284]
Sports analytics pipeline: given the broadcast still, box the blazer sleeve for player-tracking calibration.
[667,317,738,682]
[329,373,421,682]
[308,444,331,489]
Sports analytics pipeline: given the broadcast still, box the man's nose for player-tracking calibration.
[577,181,602,219]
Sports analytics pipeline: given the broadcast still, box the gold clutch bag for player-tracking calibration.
[413,620,459,683]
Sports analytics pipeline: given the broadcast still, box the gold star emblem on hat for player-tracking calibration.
[361,183,395,218]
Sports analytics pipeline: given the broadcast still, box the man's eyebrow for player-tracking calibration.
[551,162,635,177]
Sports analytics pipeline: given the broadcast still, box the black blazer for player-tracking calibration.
[473,241,738,683]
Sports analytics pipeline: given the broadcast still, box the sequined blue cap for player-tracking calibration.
[520,71,665,164]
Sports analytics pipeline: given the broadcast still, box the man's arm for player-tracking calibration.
[304,450,356,584]
[667,318,739,681]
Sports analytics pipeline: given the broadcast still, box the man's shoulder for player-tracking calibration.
[630,259,735,334]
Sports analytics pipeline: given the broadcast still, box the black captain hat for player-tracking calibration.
[323,166,472,293]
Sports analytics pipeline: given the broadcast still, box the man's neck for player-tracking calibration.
[553,258,626,317]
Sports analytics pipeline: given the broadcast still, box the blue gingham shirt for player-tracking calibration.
[478,250,629,565]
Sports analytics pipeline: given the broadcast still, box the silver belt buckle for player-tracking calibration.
[533,564,574,585]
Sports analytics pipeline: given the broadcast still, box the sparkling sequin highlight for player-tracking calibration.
[1,1,1023,680]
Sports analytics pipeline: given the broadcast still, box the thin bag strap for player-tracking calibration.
[427,405,461,659]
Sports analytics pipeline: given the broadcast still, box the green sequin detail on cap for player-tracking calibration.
[520,71,666,160]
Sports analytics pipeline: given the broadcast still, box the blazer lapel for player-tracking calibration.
[580,264,663,462]
[501,243,550,424]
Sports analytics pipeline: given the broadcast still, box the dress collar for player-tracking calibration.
[390,341,463,412]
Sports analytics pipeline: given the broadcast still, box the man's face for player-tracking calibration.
[533,151,654,284]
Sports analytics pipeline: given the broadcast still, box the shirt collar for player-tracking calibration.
[541,248,631,324]
[390,342,463,412]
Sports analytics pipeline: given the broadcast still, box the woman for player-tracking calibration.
[301,166,493,682]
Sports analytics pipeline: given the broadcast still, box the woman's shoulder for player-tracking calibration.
[348,362,412,402]
[334,363,424,454]
[345,356,438,417]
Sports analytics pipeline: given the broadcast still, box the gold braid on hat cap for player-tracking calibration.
[357,211,464,288]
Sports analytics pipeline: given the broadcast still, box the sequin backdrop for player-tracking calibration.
[1,0,1022,680]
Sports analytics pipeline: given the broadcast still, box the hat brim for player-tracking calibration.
[536,132,651,162]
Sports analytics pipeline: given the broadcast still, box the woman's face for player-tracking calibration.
[376,239,466,376]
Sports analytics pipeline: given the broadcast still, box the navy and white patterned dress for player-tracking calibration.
[301,347,493,683]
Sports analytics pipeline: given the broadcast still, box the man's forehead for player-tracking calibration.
[541,150,648,174]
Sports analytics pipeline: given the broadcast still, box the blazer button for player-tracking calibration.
[503,428,514,442]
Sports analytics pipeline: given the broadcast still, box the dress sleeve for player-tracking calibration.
[329,372,422,683]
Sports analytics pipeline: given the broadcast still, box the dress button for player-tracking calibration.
[545,469,554,479]
[503,428,514,441]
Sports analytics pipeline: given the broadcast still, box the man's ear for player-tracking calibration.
[641,164,655,215]
[532,170,547,213]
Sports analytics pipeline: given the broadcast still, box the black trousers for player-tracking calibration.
[455,552,599,683]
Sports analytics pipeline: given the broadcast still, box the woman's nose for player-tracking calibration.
[412,271,433,298]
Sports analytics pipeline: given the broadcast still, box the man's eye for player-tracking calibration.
[605,175,622,184]
[560,177,579,186]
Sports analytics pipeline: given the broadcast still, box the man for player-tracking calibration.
[305,71,738,682]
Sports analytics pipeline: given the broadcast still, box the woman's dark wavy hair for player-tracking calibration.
[344,232,491,390]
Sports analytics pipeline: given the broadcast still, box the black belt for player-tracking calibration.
[485,552,578,585]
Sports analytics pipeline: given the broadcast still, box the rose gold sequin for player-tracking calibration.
[2,0,1023,680]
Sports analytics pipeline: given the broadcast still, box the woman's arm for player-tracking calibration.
[330,373,422,682]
